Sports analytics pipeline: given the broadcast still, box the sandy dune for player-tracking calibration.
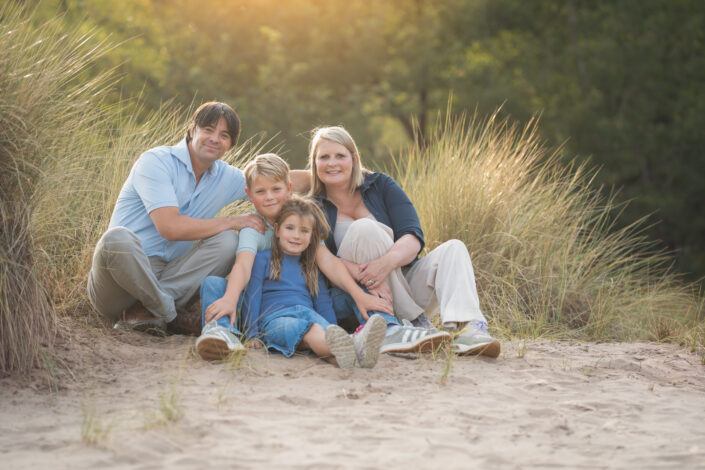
[1,321,704,469]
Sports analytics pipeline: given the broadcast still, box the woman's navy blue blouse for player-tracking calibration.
[314,172,425,267]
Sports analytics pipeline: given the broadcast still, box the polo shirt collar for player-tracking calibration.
[172,138,218,178]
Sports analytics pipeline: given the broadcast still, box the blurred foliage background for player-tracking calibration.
[17,0,705,282]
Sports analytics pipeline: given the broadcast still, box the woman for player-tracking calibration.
[309,126,500,357]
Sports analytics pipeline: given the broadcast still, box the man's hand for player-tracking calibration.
[204,297,238,325]
[229,213,266,233]
[358,257,394,290]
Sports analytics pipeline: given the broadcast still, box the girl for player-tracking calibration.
[241,196,387,368]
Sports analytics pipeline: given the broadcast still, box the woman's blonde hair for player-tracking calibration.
[307,126,368,196]
[270,196,330,297]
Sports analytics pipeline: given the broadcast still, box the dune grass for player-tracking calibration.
[394,111,703,343]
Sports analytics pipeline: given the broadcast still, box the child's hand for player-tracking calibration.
[246,339,264,349]
[354,291,394,320]
[204,298,238,325]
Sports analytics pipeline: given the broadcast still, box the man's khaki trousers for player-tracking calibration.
[87,226,237,323]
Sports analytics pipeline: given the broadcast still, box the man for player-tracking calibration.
[88,102,280,335]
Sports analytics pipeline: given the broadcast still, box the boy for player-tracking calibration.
[195,154,392,360]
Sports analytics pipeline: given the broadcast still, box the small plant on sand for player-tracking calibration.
[143,377,183,428]
[158,381,183,424]
[81,398,113,446]
[438,344,454,386]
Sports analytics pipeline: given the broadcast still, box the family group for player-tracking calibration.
[87,101,500,369]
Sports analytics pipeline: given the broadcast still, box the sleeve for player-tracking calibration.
[131,151,179,213]
[236,227,264,255]
[222,164,248,202]
[380,174,425,253]
[241,252,268,339]
[312,271,337,325]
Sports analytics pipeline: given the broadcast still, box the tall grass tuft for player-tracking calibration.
[1,6,262,376]
[394,111,702,341]
[0,5,115,374]
[0,6,180,374]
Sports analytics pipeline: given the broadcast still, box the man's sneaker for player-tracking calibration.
[325,325,356,369]
[353,314,387,368]
[380,319,452,354]
[196,320,245,361]
[452,320,500,358]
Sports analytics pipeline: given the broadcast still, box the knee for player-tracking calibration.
[444,239,468,252]
[438,239,471,259]
[96,227,141,263]
[206,231,238,267]
[200,275,227,300]
[201,275,227,292]
[100,226,138,250]
[345,218,390,243]
[207,230,239,254]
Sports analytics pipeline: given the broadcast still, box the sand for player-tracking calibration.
[1,320,704,469]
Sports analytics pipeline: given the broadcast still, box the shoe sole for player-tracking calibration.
[380,332,451,354]
[455,339,501,358]
[355,315,387,368]
[197,337,244,361]
[325,325,356,369]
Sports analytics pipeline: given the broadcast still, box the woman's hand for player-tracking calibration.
[341,258,364,283]
[369,279,393,306]
[358,256,395,290]
[204,297,238,325]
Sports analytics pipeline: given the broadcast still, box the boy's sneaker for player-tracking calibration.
[352,314,387,368]
[380,319,452,354]
[325,325,356,369]
[196,320,245,361]
[452,320,500,358]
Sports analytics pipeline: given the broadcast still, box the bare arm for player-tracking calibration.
[149,206,265,241]
[204,251,256,325]
[290,169,311,195]
[316,244,393,319]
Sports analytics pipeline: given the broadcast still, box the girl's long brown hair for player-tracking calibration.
[270,196,330,297]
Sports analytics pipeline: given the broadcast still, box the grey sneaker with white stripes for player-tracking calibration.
[380,319,452,354]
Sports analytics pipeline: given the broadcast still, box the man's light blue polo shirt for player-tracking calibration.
[109,138,247,262]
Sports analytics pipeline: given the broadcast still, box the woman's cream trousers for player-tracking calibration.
[336,218,486,327]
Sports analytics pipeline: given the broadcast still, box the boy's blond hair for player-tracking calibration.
[243,153,290,188]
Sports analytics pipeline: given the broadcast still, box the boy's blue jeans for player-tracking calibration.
[329,287,399,328]
[200,276,243,335]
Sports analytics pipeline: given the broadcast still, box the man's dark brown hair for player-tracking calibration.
[186,101,241,149]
